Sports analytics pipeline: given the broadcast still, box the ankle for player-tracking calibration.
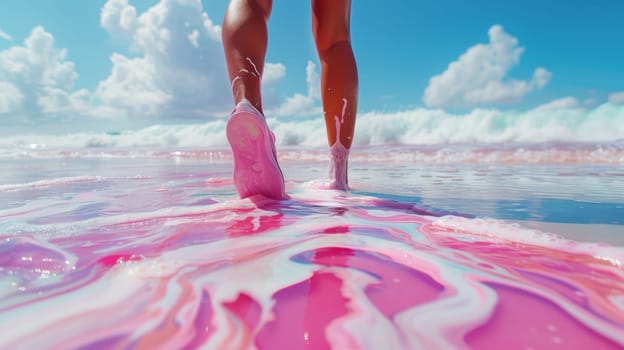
[328,141,350,190]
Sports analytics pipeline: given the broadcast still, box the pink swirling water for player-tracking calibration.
[1,147,623,349]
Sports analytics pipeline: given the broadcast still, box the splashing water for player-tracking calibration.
[0,151,623,349]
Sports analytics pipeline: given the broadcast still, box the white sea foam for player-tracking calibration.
[1,102,622,160]
[0,176,104,192]
[432,215,624,264]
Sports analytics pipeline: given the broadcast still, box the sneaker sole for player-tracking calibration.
[226,110,285,199]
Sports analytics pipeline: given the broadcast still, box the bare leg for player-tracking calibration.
[222,0,286,199]
[222,0,272,114]
[312,0,358,189]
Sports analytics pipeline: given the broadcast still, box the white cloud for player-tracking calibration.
[0,26,89,123]
[0,29,11,41]
[97,0,231,119]
[271,61,322,117]
[98,0,289,120]
[0,81,23,113]
[38,88,91,115]
[0,27,77,89]
[608,91,624,105]
[532,97,579,112]
[424,25,551,108]
[0,0,289,132]
[262,63,286,85]
[100,0,138,38]
[259,62,287,109]
[94,54,171,117]
[583,98,597,107]
[187,29,199,48]
[273,93,316,116]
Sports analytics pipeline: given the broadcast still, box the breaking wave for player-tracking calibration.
[1,102,623,163]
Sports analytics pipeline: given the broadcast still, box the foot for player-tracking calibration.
[226,99,286,199]
[328,141,350,190]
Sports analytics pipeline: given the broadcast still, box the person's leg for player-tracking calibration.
[311,0,358,189]
[222,0,272,113]
[222,0,286,199]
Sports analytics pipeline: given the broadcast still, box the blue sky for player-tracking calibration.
[0,0,623,135]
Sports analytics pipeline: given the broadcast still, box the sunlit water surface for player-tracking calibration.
[1,146,623,349]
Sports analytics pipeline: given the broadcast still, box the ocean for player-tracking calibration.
[1,118,623,348]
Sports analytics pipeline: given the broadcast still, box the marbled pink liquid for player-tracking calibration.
[0,155,623,349]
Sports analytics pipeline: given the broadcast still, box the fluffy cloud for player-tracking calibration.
[262,63,286,85]
[97,0,231,119]
[98,0,289,119]
[100,0,138,37]
[0,26,90,123]
[0,0,291,131]
[424,25,551,109]
[531,97,580,112]
[608,91,624,105]
[0,82,23,113]
[94,54,171,117]
[259,62,287,109]
[270,61,322,117]
[0,29,11,41]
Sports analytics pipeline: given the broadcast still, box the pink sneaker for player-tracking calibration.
[226,99,286,199]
